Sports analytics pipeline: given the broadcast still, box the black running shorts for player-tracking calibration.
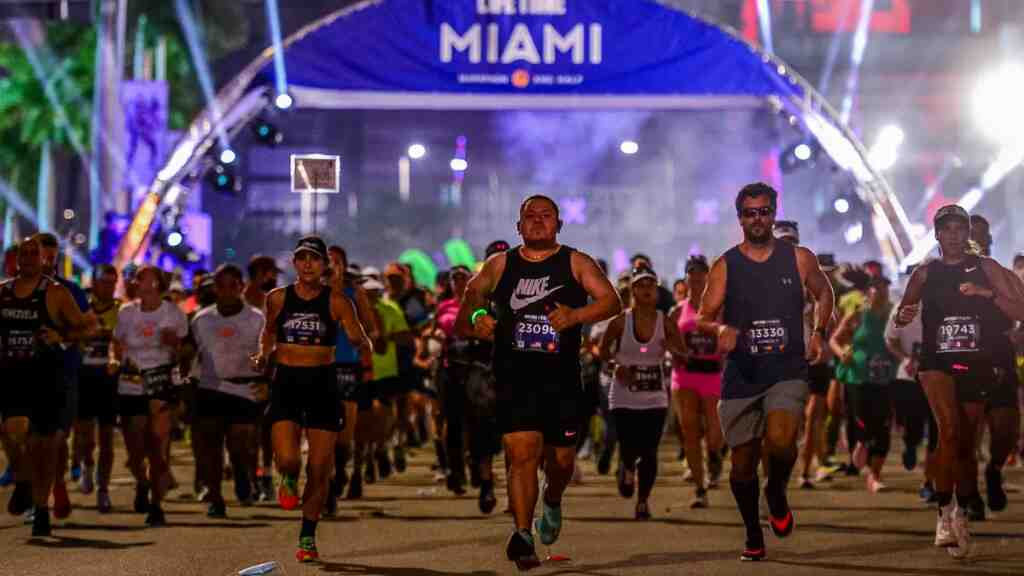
[267,364,343,432]
[495,367,581,448]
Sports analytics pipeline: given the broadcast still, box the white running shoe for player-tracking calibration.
[865,473,886,494]
[934,504,957,548]
[79,466,95,495]
[948,506,970,559]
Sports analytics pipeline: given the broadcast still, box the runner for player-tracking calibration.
[245,255,281,501]
[669,255,724,508]
[255,236,370,562]
[189,264,267,518]
[456,194,620,570]
[109,265,188,526]
[0,237,91,536]
[74,264,121,513]
[327,245,378,512]
[698,182,834,561]
[599,266,687,518]
[830,276,896,492]
[893,205,1024,558]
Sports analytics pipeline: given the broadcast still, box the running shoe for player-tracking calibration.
[295,536,319,563]
[534,493,562,546]
[949,506,970,559]
[597,450,612,475]
[616,467,635,499]
[902,445,918,471]
[0,465,13,487]
[740,547,766,561]
[479,481,497,515]
[145,506,166,527]
[96,490,112,514]
[364,457,377,485]
[690,487,709,509]
[278,474,300,511]
[375,450,392,479]
[31,508,51,537]
[707,453,723,488]
[8,482,32,516]
[258,475,274,502]
[919,482,936,503]
[53,481,72,519]
[233,464,253,506]
[393,445,407,474]
[506,529,541,571]
[986,464,1008,512]
[635,500,651,520]
[866,473,886,494]
[815,462,841,482]
[346,470,363,500]
[70,464,82,483]
[768,510,794,539]
[207,499,227,519]
[799,476,815,490]
[79,466,95,495]
[934,504,957,547]
[134,482,150,514]
[966,493,986,521]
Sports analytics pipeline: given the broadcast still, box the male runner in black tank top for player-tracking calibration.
[255,235,370,563]
[698,183,834,562]
[456,195,620,570]
[895,205,1024,558]
[0,237,91,536]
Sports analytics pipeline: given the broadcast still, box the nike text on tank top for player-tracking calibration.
[0,277,57,364]
[610,310,668,410]
[920,256,1000,370]
[491,246,588,381]
[722,241,807,399]
[275,285,338,347]
[82,298,121,367]
[192,305,266,401]
[334,286,361,363]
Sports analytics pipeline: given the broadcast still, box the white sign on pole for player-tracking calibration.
[291,154,341,194]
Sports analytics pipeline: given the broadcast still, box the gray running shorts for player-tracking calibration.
[717,380,808,448]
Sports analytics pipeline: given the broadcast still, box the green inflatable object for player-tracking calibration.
[444,238,476,269]
[398,249,437,289]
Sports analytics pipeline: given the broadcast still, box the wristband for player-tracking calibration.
[470,308,489,326]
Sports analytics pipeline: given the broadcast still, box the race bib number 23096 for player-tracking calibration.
[514,314,560,354]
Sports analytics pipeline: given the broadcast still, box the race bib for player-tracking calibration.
[82,338,111,366]
[685,331,717,357]
[514,314,560,354]
[335,364,360,399]
[3,330,37,359]
[936,316,980,354]
[141,365,176,397]
[629,365,664,392]
[746,319,788,356]
[867,354,894,383]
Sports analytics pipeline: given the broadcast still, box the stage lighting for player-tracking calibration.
[252,120,283,146]
[408,144,426,160]
[780,141,818,173]
[973,63,1024,146]
[167,230,184,247]
[274,92,293,110]
[868,124,904,171]
[450,158,468,171]
[619,140,639,155]
[208,163,238,195]
[844,222,864,245]
[834,198,850,214]
[220,149,237,165]
[794,143,812,161]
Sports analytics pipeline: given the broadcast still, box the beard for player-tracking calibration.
[744,226,771,245]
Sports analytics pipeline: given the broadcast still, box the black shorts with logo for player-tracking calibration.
[78,365,119,426]
[494,364,581,448]
[267,364,343,432]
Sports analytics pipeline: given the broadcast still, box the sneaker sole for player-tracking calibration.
[534,518,560,546]
[513,556,542,571]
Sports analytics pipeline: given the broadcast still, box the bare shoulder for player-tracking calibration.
[794,245,819,268]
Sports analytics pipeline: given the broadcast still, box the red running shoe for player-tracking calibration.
[296,536,319,563]
[278,475,299,511]
[769,510,794,538]
[741,547,766,561]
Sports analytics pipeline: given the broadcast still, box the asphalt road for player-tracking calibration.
[1,438,1022,576]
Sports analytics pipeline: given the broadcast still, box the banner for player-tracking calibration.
[121,81,168,194]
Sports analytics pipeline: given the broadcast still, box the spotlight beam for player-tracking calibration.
[174,0,231,152]
[755,0,774,55]
[0,176,91,270]
[839,0,876,124]
[817,0,853,95]
[264,0,289,98]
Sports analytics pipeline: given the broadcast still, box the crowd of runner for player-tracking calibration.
[1,185,1022,568]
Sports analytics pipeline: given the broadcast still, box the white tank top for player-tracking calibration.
[609,310,668,411]
[191,305,266,400]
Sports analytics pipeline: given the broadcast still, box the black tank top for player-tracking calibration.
[491,246,588,379]
[722,241,807,398]
[0,277,57,365]
[920,256,1000,369]
[275,285,338,347]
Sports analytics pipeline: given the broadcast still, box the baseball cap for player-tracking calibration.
[293,235,328,260]
[685,255,709,274]
[485,240,510,258]
[362,277,385,291]
[934,204,969,227]
[773,220,800,243]
[631,267,658,285]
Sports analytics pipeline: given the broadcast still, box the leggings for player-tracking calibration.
[611,408,667,501]
[845,383,892,459]
[891,378,938,453]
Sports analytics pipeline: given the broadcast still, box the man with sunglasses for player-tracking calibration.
[698,183,834,561]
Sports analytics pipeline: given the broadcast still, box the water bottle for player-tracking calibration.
[238,561,285,576]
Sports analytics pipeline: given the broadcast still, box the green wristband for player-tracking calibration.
[470,308,489,326]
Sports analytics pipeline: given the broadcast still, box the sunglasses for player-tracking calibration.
[739,207,774,219]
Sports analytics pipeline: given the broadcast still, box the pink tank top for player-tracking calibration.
[671,300,723,391]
